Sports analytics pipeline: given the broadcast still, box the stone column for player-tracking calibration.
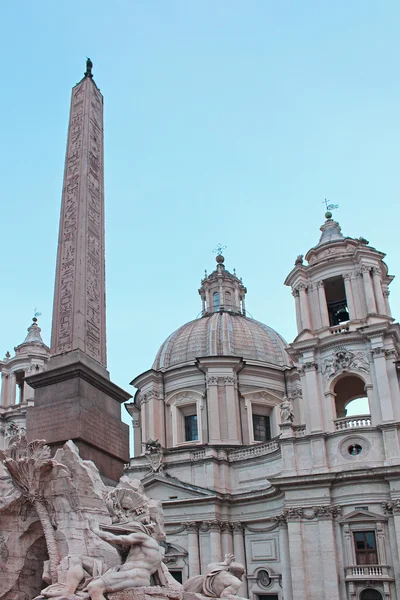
[386,349,400,422]
[316,281,330,328]
[8,373,16,407]
[205,288,211,312]
[241,295,246,315]
[361,266,377,314]
[1,373,10,406]
[371,267,386,315]
[232,523,247,597]
[201,297,206,314]
[365,383,379,424]
[186,522,200,577]
[343,273,356,320]
[383,289,391,317]
[371,347,394,422]
[298,284,311,330]
[221,522,233,555]
[209,521,222,562]
[292,287,302,332]
[234,287,240,312]
[324,391,337,431]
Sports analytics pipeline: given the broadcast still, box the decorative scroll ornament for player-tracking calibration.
[321,348,369,380]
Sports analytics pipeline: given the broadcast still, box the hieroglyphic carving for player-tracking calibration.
[52,77,106,365]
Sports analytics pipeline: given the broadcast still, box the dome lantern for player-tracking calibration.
[198,253,247,316]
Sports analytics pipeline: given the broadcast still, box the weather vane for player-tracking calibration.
[213,243,227,256]
[323,198,339,212]
[33,307,42,319]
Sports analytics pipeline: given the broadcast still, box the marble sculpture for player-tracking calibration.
[0,432,247,600]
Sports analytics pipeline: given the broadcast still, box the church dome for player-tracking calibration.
[153,312,291,370]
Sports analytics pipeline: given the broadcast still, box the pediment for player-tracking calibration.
[339,509,387,523]
[142,473,215,501]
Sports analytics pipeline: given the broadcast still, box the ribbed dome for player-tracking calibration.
[153,313,292,370]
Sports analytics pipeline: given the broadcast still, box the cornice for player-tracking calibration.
[25,361,131,403]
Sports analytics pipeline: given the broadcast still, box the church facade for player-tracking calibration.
[1,64,400,600]
[125,213,400,600]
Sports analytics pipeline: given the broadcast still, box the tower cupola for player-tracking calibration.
[198,253,247,316]
[285,209,394,338]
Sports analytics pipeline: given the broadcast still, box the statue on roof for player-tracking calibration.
[85,57,93,78]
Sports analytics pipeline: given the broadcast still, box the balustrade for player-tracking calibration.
[334,415,371,431]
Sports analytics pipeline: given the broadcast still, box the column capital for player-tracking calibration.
[222,375,236,385]
[299,361,318,374]
[231,521,244,532]
[208,520,222,532]
[360,264,371,275]
[315,279,325,288]
[342,272,353,281]
[185,521,199,533]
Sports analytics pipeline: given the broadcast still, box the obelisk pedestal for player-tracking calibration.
[26,61,130,484]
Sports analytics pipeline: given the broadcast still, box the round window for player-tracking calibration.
[348,444,362,456]
[257,569,271,588]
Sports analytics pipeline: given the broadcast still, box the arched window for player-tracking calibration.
[213,292,220,311]
[334,375,369,419]
[360,589,383,600]
[225,291,232,309]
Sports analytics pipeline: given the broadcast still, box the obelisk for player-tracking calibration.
[26,61,130,483]
[51,57,107,369]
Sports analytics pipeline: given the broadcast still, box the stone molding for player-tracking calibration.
[170,508,342,535]
[273,505,342,522]
[206,375,237,386]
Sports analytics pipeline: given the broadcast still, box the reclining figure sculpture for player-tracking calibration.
[183,553,246,598]
[40,518,167,599]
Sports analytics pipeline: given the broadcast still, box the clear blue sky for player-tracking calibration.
[1,2,399,426]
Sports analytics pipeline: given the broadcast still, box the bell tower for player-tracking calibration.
[284,209,400,439]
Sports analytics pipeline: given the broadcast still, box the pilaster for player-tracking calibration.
[316,280,330,328]
[186,522,201,576]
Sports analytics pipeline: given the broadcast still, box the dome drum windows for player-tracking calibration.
[166,392,204,447]
[243,392,280,444]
